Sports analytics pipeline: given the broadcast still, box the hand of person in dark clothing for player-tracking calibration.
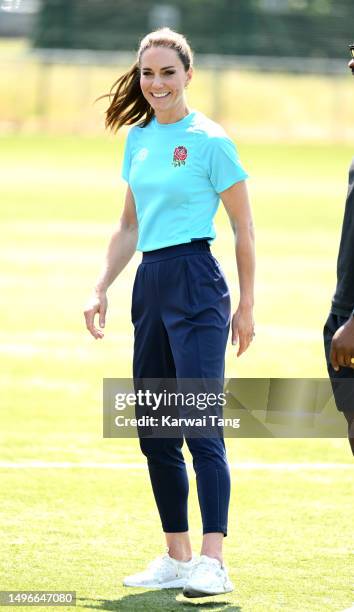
[330,316,354,370]
[349,59,354,73]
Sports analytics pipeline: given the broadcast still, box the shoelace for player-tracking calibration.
[193,558,222,579]
[147,554,176,578]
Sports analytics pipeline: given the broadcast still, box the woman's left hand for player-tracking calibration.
[231,304,255,357]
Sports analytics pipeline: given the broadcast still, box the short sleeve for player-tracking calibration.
[121,128,134,183]
[205,135,249,194]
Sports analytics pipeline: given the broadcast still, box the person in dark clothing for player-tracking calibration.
[323,58,354,455]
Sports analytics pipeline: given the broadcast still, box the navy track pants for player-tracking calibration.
[131,240,232,535]
[323,312,354,455]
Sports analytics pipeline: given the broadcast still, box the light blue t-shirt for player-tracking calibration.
[121,109,248,252]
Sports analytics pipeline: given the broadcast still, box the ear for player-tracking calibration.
[186,66,193,86]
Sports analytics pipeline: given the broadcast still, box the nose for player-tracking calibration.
[151,75,164,89]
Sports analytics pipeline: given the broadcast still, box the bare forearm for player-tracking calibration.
[234,223,255,307]
[95,221,138,294]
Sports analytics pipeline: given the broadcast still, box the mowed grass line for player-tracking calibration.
[0,467,353,612]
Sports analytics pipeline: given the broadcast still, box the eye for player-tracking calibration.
[141,70,175,76]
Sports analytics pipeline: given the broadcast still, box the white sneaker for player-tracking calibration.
[183,554,234,598]
[123,553,197,589]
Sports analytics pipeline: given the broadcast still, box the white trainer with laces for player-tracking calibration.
[123,553,197,589]
[183,554,234,598]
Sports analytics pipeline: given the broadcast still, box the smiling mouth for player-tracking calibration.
[151,92,171,98]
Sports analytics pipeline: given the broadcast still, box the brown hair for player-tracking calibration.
[96,27,194,133]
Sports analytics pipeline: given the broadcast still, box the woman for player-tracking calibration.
[84,27,255,598]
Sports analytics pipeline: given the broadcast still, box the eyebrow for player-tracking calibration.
[141,65,175,70]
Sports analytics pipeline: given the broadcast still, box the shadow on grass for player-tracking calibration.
[79,591,242,611]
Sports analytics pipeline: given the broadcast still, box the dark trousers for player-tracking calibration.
[132,240,231,535]
[323,312,354,455]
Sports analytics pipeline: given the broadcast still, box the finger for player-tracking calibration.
[336,350,347,368]
[237,333,249,357]
[84,309,104,339]
[91,324,104,339]
[244,329,254,345]
[91,309,105,338]
[84,309,95,333]
[330,344,339,371]
[232,328,239,347]
[343,352,352,368]
[99,306,106,328]
[86,321,102,339]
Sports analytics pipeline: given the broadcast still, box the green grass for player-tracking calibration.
[1,38,354,142]
[1,467,353,611]
[0,135,353,611]
[1,135,352,376]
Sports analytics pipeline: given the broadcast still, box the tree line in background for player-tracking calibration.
[33,0,353,58]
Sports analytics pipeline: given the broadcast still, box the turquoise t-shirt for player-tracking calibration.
[121,109,248,252]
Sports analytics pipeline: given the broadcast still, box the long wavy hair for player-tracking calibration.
[96,28,193,133]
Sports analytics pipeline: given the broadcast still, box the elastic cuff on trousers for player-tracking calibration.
[203,528,227,537]
[163,525,189,534]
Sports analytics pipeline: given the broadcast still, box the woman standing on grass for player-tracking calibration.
[84,28,255,598]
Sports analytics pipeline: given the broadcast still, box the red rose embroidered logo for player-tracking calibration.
[172,146,188,167]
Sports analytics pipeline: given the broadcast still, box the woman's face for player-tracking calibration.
[139,46,192,114]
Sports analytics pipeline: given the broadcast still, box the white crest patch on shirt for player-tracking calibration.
[135,148,149,162]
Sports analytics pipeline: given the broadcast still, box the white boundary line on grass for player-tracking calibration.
[0,461,352,470]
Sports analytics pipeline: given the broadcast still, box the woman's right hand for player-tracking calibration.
[83,291,108,339]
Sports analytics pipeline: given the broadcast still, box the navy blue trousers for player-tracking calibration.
[323,313,354,455]
[131,240,231,535]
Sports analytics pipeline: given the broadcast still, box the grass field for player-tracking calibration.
[0,134,353,611]
[1,38,354,141]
